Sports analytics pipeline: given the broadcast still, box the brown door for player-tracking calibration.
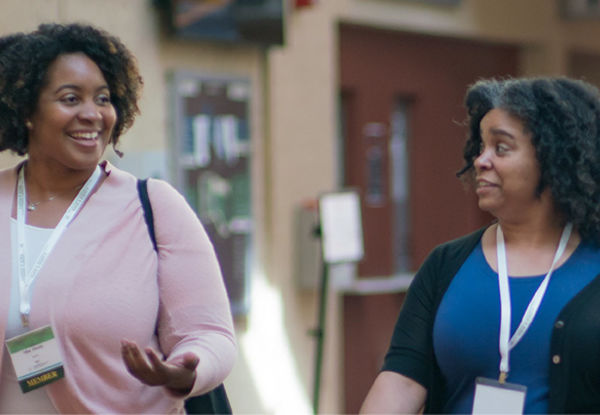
[340,25,517,413]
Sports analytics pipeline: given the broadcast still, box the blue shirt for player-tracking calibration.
[433,241,600,414]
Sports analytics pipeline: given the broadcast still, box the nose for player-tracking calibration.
[474,147,491,171]
[78,100,103,122]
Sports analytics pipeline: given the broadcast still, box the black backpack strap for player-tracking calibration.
[137,179,158,252]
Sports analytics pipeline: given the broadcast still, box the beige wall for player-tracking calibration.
[2,0,600,413]
[266,0,341,409]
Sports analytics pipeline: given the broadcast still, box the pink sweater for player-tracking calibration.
[0,162,236,413]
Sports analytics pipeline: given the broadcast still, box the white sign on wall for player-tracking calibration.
[319,191,364,264]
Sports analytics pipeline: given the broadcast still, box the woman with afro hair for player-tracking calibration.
[0,23,235,413]
[361,77,600,414]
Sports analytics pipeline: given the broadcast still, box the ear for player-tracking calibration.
[25,120,33,130]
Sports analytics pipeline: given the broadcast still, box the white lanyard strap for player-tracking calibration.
[496,222,572,381]
[16,164,102,324]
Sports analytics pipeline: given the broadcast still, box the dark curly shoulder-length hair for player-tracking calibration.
[457,77,600,244]
[0,23,143,155]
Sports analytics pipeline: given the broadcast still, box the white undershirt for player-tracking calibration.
[0,218,57,413]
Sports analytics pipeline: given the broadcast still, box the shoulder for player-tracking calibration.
[101,161,137,190]
[424,227,487,269]
[106,165,212,250]
[102,162,195,224]
[143,177,212,247]
[410,226,488,300]
[145,177,191,214]
[103,162,185,207]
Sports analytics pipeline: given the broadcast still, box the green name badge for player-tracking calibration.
[5,325,65,393]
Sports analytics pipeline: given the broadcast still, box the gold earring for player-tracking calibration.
[25,121,33,129]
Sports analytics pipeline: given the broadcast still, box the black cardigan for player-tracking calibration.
[382,227,600,413]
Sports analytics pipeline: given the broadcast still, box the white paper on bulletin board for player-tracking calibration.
[319,191,364,264]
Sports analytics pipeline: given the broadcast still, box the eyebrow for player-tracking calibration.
[54,84,110,94]
[487,127,515,140]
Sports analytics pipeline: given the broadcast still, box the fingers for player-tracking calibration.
[120,339,199,392]
[121,339,165,386]
[145,347,168,372]
[121,339,145,373]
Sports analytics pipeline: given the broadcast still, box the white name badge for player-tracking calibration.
[5,325,64,393]
[472,377,527,415]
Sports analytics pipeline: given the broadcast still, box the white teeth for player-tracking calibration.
[71,132,98,140]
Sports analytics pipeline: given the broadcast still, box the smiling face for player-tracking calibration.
[474,108,547,220]
[26,52,116,174]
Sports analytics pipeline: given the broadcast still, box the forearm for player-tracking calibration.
[360,371,427,414]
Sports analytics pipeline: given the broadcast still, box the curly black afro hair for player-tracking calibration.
[0,23,143,155]
[458,77,600,244]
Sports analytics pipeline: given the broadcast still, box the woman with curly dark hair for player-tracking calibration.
[361,77,600,414]
[0,23,235,413]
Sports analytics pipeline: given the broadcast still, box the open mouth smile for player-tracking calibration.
[69,131,99,140]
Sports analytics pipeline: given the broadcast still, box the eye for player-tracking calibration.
[496,143,510,155]
[60,94,80,105]
[96,93,112,106]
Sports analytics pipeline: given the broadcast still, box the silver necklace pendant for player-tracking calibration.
[27,195,55,211]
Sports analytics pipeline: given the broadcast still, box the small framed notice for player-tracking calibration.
[319,190,364,264]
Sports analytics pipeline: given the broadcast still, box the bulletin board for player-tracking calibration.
[170,70,252,316]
